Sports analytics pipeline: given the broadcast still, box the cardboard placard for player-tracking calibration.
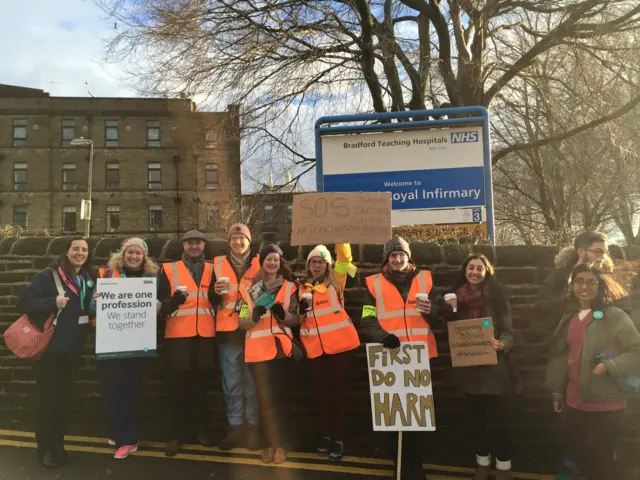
[447,317,498,367]
[96,278,157,359]
[366,342,436,432]
[291,192,392,245]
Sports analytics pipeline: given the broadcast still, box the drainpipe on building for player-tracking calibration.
[173,154,181,238]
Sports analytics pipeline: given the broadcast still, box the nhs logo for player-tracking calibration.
[450,131,479,143]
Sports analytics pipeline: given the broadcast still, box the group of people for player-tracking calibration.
[14,225,640,480]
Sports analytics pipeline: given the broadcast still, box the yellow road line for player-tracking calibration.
[0,429,556,479]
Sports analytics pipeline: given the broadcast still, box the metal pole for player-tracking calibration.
[85,141,94,237]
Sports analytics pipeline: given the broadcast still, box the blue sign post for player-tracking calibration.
[314,107,495,244]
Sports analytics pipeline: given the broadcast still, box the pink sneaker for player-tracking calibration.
[114,444,138,459]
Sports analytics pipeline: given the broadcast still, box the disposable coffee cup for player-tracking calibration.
[302,293,313,302]
[444,293,457,312]
[415,293,429,313]
[219,277,230,294]
[177,285,188,296]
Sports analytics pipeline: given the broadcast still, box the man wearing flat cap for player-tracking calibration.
[157,230,216,456]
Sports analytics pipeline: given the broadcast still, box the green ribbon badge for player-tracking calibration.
[482,318,492,328]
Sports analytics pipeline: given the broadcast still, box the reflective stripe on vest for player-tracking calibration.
[244,280,296,363]
[163,261,215,338]
[98,268,121,279]
[213,255,261,332]
[299,284,360,359]
[365,270,438,358]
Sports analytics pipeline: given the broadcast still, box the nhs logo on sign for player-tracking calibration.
[450,131,479,143]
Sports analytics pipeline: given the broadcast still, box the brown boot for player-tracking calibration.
[164,439,181,457]
[472,465,491,480]
[495,469,512,480]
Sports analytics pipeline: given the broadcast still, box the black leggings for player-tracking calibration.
[34,352,79,455]
[465,394,512,462]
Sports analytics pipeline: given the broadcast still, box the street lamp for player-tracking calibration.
[70,137,94,237]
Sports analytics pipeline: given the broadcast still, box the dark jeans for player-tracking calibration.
[248,359,291,448]
[465,394,512,462]
[97,358,145,447]
[34,352,79,455]
[564,407,624,480]
[393,432,425,480]
[165,369,213,440]
[311,352,349,441]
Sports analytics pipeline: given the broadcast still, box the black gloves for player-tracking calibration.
[382,334,401,349]
[270,303,286,321]
[299,299,310,315]
[254,305,267,318]
[169,290,187,312]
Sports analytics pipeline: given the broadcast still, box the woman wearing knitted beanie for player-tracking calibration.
[238,244,299,464]
[298,244,359,461]
[91,237,160,460]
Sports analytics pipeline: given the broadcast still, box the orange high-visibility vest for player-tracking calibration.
[299,284,360,359]
[244,280,297,363]
[162,261,215,339]
[98,268,121,278]
[365,270,438,358]
[212,255,261,332]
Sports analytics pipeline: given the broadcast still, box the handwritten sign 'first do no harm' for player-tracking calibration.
[367,342,436,432]
[291,192,392,245]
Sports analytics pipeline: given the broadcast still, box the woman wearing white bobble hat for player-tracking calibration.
[90,237,160,460]
[298,243,360,461]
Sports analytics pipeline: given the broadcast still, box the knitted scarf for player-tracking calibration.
[229,249,251,279]
[456,282,487,319]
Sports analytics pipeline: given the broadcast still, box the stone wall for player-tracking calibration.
[0,236,639,466]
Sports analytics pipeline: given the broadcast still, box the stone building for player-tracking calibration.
[0,84,240,237]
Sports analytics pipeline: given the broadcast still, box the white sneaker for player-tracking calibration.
[108,439,116,447]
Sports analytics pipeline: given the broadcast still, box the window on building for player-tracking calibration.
[205,163,218,189]
[287,203,293,224]
[13,206,27,228]
[105,120,119,148]
[148,163,162,189]
[61,119,76,147]
[62,206,77,233]
[13,119,27,147]
[13,163,27,191]
[106,163,120,189]
[105,205,120,233]
[148,205,163,232]
[262,232,277,242]
[264,204,274,223]
[62,163,77,191]
[147,121,160,148]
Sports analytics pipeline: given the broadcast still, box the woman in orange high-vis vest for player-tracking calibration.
[91,238,159,460]
[238,244,299,465]
[359,237,438,480]
[156,230,216,457]
[297,244,359,461]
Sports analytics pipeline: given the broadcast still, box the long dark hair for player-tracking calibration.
[49,237,96,282]
[454,253,509,319]
[568,263,627,311]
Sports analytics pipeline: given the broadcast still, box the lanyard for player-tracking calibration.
[57,267,90,315]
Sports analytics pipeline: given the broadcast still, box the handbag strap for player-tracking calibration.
[50,269,66,327]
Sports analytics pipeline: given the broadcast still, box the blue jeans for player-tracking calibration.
[218,342,259,426]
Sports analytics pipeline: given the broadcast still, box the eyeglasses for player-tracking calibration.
[309,260,327,266]
[574,278,599,288]
[586,248,607,257]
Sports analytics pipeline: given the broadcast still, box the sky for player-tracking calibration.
[0,0,133,97]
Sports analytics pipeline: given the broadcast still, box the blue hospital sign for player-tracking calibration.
[321,125,487,225]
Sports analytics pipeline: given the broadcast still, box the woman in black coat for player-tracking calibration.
[439,254,516,480]
[16,237,96,469]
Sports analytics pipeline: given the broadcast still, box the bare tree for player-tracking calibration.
[95,0,640,179]
[491,32,640,244]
